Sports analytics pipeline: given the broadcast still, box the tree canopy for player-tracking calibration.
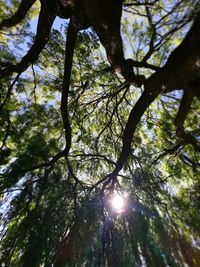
[0,0,200,266]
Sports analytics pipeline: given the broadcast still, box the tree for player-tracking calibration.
[0,0,200,266]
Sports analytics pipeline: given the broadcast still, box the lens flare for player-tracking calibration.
[111,194,126,214]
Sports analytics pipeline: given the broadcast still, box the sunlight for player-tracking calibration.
[111,194,126,214]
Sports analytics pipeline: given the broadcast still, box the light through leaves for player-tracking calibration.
[110,194,126,214]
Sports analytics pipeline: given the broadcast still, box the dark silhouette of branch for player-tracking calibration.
[0,73,21,111]
[1,1,200,193]
[113,89,159,174]
[61,20,78,155]
[175,92,200,152]
[0,0,146,85]
[31,64,37,103]
[0,3,55,77]
[99,10,200,180]
[124,0,160,7]
[0,111,11,150]
[0,0,36,30]
[70,153,116,166]
[145,11,200,93]
[141,5,157,63]
[151,142,185,166]
[180,154,200,170]
[89,89,159,190]
[102,60,160,72]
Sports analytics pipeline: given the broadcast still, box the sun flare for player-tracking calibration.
[111,194,126,213]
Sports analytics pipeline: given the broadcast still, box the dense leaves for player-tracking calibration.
[0,0,200,266]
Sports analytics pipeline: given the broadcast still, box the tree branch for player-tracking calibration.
[0,4,55,77]
[0,0,36,30]
[144,11,200,93]
[175,91,200,152]
[114,89,158,174]
[61,20,78,155]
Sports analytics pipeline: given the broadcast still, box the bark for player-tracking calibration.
[144,11,200,94]
[61,19,78,155]
[113,89,159,175]
[0,0,144,84]
[112,11,200,177]
[0,3,55,77]
[0,2,199,179]
[175,91,200,151]
[0,0,36,29]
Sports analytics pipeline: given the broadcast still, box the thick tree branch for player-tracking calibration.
[175,92,200,152]
[102,11,200,180]
[144,11,200,94]
[113,89,159,174]
[0,0,36,30]
[61,20,78,155]
[0,4,55,77]
[103,60,160,73]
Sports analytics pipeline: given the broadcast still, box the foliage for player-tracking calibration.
[0,0,200,266]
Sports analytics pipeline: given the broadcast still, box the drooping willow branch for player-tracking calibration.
[91,88,159,189]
